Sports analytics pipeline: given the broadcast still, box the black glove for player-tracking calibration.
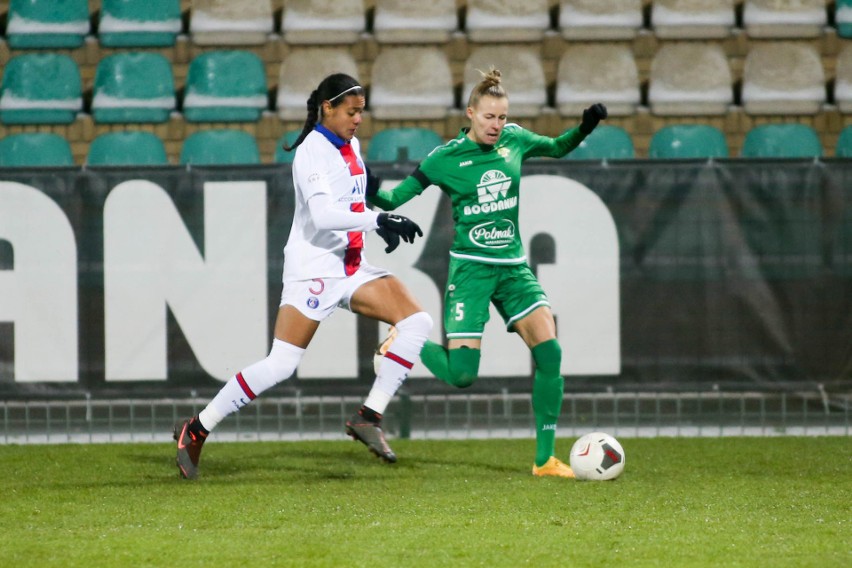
[376,212,423,253]
[580,103,608,134]
[376,225,401,253]
[365,166,381,197]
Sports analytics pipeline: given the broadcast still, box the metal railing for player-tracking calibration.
[2,387,849,444]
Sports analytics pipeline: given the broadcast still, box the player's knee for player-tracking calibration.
[448,346,481,388]
[450,371,477,389]
[532,339,562,377]
[395,310,433,339]
[265,339,305,381]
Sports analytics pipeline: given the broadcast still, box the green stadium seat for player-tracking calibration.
[274,130,301,164]
[839,0,852,38]
[180,129,261,165]
[366,128,443,162]
[87,132,169,166]
[99,0,182,47]
[0,133,74,167]
[835,126,852,157]
[0,54,82,125]
[565,125,635,160]
[649,124,729,159]
[741,124,823,158]
[183,51,268,123]
[5,0,90,48]
[92,53,175,124]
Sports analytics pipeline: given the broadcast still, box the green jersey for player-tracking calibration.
[370,124,587,264]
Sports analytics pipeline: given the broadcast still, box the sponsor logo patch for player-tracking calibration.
[469,219,516,249]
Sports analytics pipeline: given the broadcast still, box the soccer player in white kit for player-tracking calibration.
[173,73,433,479]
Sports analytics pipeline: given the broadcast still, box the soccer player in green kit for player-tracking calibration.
[368,68,607,478]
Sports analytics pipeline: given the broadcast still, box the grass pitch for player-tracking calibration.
[0,437,849,567]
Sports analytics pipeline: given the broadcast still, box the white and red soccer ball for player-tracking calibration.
[569,432,626,481]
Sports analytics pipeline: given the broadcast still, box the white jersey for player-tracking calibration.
[284,127,380,281]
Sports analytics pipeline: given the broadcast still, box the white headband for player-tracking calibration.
[328,85,364,102]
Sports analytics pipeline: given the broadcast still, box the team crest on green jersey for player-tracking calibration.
[476,170,511,203]
[465,169,518,216]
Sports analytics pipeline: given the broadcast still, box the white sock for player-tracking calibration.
[364,311,432,414]
[198,339,305,431]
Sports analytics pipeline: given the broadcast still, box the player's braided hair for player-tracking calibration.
[283,73,364,152]
[467,67,507,108]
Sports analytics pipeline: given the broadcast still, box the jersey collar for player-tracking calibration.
[458,127,496,151]
[315,124,349,148]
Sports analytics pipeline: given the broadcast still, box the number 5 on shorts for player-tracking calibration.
[454,302,464,321]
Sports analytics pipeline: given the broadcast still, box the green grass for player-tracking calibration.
[0,437,849,567]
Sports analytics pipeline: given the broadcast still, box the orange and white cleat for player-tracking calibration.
[372,326,398,375]
[532,456,576,479]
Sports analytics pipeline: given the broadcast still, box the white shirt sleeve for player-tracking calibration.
[306,192,380,231]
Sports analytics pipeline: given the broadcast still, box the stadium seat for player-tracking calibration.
[838,0,852,38]
[0,54,82,125]
[565,125,634,160]
[649,125,729,159]
[462,47,547,117]
[274,130,302,164]
[183,51,268,123]
[743,0,827,38]
[281,0,365,44]
[835,126,852,157]
[741,124,823,158]
[742,43,824,115]
[651,0,735,39]
[276,49,360,121]
[374,0,457,43]
[5,0,89,49]
[190,0,274,45]
[92,53,175,124]
[556,44,640,118]
[834,45,852,113]
[0,133,74,167]
[366,128,444,162]
[560,0,643,40]
[180,129,261,165]
[466,0,549,42]
[649,43,733,116]
[369,48,454,120]
[99,0,182,47]
[87,131,169,166]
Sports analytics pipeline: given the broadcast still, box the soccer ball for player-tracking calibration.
[569,432,626,481]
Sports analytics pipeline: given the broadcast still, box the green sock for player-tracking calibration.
[420,340,480,388]
[531,339,564,467]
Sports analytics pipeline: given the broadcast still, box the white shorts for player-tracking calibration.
[280,262,392,322]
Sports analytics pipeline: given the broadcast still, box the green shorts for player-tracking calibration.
[443,258,550,339]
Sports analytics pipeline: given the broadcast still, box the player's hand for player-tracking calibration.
[580,103,608,134]
[376,225,401,253]
[377,213,423,251]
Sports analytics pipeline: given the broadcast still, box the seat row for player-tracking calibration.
[1,40,847,127]
[1,122,846,168]
[1,0,848,49]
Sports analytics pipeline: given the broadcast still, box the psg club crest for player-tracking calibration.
[306,297,319,309]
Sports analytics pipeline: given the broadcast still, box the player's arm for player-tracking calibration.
[296,161,422,251]
[525,103,608,159]
[366,165,430,211]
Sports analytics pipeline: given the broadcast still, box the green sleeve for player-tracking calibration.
[521,125,588,159]
[367,174,427,211]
